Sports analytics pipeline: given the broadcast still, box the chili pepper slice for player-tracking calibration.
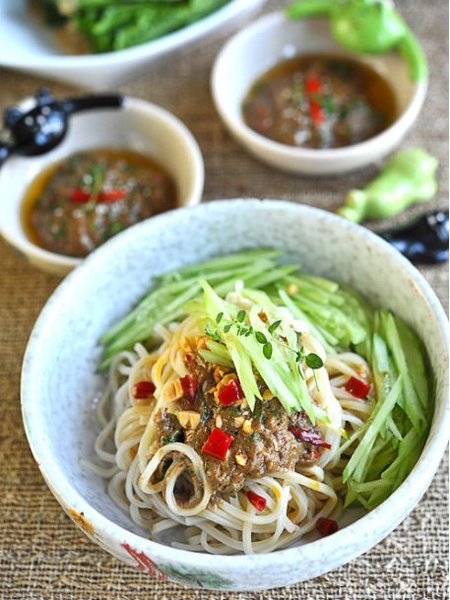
[180,374,198,405]
[70,188,91,203]
[316,517,338,536]
[132,380,155,399]
[247,490,267,512]
[305,77,322,95]
[218,378,244,406]
[98,189,127,203]
[309,100,325,124]
[202,428,233,461]
[290,426,331,449]
[70,188,127,204]
[344,376,371,399]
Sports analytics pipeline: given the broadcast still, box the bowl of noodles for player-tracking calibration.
[21,200,448,590]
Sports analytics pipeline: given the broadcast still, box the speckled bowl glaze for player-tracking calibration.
[21,200,448,591]
[0,96,204,276]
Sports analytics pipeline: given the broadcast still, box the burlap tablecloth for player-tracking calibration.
[0,1,448,598]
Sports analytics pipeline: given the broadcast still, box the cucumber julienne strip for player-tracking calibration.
[98,250,432,513]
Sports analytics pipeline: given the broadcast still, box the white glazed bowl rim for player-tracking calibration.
[211,11,428,162]
[0,96,204,272]
[0,0,265,68]
[21,199,449,574]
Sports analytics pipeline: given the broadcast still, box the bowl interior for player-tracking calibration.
[22,201,448,558]
[0,98,203,265]
[213,13,417,131]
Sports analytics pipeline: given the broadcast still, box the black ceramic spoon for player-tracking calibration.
[0,88,124,167]
[380,210,449,265]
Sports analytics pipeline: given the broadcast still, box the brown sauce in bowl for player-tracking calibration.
[22,148,177,258]
[242,54,397,150]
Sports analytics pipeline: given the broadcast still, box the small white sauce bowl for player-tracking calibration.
[21,200,448,591]
[0,97,204,276]
[211,12,428,175]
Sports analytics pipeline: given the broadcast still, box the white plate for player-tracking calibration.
[0,0,266,89]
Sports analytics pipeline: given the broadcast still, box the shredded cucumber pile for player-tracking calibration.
[100,249,433,509]
[41,0,230,52]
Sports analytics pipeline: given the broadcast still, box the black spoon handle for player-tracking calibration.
[380,210,449,265]
[62,94,124,115]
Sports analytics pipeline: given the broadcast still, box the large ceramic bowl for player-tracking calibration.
[21,200,448,591]
[211,12,427,175]
[0,0,266,89]
[0,96,204,276]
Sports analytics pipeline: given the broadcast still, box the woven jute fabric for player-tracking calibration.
[0,1,448,598]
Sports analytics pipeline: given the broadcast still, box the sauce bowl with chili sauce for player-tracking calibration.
[0,97,204,275]
[211,12,427,175]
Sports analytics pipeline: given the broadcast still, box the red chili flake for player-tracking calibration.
[344,376,371,399]
[218,378,244,406]
[309,100,325,124]
[180,354,199,404]
[202,428,233,461]
[305,77,322,95]
[290,426,331,449]
[316,517,338,536]
[70,188,91,203]
[132,381,155,399]
[70,188,127,204]
[247,490,267,512]
[180,374,198,405]
[98,189,127,203]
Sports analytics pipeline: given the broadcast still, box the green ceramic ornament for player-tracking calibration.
[287,0,427,81]
[337,149,438,223]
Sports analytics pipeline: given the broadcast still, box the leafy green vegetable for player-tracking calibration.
[41,0,230,53]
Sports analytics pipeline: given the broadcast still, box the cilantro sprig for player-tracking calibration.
[208,311,324,377]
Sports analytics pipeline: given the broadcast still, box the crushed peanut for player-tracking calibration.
[242,419,253,435]
[235,452,247,466]
[177,410,200,430]
[262,389,274,400]
[272,439,279,451]
[233,416,245,428]
[215,415,223,429]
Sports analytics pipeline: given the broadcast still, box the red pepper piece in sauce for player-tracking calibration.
[305,77,325,124]
[70,188,127,204]
[247,490,267,512]
[316,517,338,536]
[70,188,91,203]
[98,189,127,203]
[290,426,331,449]
[202,428,233,461]
[132,380,156,399]
[305,77,322,95]
[218,378,244,406]
[344,376,371,399]
[180,374,198,405]
[309,100,325,124]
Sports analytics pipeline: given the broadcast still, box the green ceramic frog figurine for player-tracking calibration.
[337,149,438,223]
[287,0,427,81]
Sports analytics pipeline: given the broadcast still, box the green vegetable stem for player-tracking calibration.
[337,148,438,223]
[287,0,427,81]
